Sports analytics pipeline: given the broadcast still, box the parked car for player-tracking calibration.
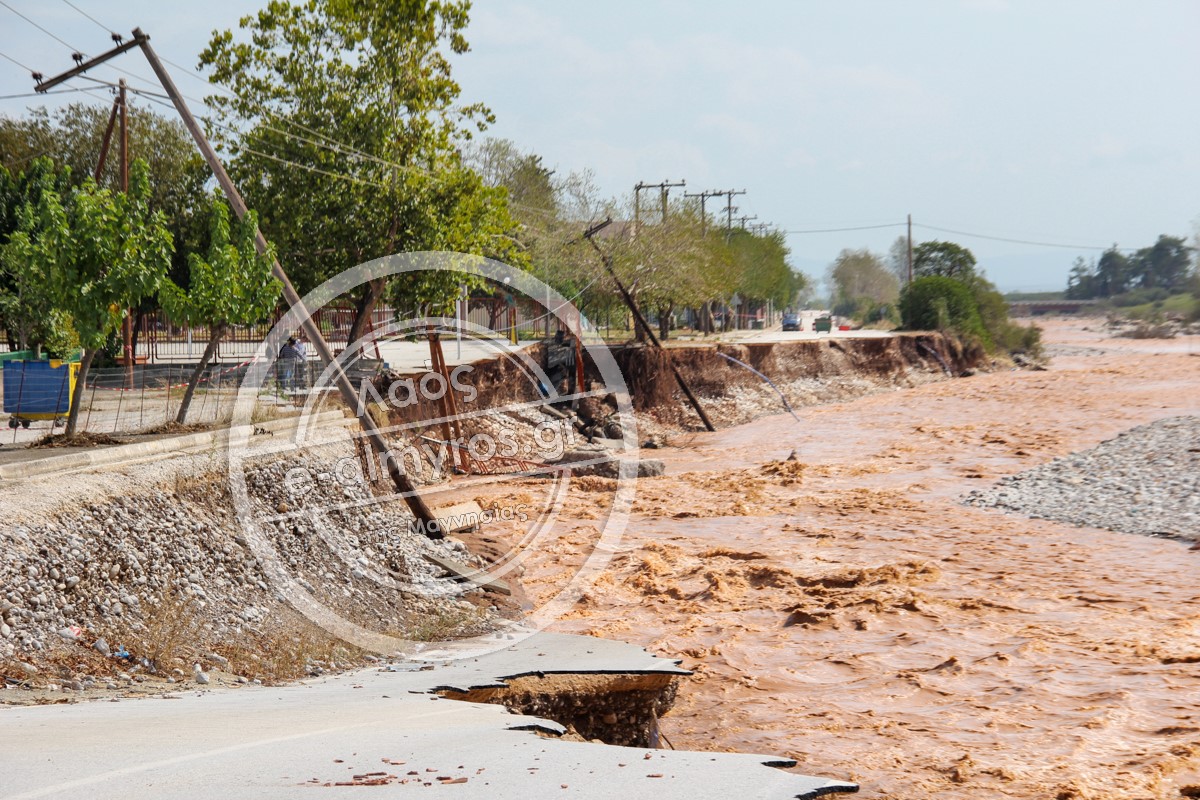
[781,313,801,332]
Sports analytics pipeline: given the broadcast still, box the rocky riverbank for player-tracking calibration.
[0,437,505,694]
[963,415,1200,541]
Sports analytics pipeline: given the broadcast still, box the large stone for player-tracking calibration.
[552,448,665,479]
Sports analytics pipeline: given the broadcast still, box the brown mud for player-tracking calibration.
[489,319,1200,799]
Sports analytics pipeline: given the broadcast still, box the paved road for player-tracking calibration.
[0,632,855,799]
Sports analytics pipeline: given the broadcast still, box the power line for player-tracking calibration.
[51,3,562,224]
[913,222,1111,251]
[0,0,87,55]
[0,86,91,100]
[58,0,109,34]
[0,49,35,73]
[133,90,389,190]
[784,222,905,234]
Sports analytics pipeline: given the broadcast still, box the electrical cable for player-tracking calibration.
[0,0,86,55]
[0,86,90,100]
[913,222,1113,251]
[784,222,906,234]
[0,49,35,73]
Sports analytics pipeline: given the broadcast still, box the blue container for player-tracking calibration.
[2,360,78,418]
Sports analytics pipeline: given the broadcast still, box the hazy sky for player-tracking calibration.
[2,0,1197,291]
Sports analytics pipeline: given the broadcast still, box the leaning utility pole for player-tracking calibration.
[907,213,914,284]
[35,29,439,530]
[584,218,715,433]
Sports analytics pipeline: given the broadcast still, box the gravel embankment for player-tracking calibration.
[0,438,495,664]
[964,415,1200,541]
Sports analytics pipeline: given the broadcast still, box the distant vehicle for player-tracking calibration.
[781,313,801,332]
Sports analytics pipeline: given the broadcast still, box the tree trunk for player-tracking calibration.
[700,301,715,335]
[176,324,224,425]
[631,292,646,343]
[345,278,386,359]
[64,347,96,439]
[658,301,673,341]
[487,296,502,330]
[131,311,143,358]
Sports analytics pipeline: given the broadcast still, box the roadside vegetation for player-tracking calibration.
[826,238,1043,357]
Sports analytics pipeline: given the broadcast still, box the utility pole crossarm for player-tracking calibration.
[33,34,144,93]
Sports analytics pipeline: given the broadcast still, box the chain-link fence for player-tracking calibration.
[0,358,328,444]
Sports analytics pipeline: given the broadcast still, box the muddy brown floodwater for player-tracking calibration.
[498,319,1200,799]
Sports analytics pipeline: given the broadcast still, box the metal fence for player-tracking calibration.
[0,358,326,444]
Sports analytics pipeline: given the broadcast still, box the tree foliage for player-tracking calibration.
[1,103,208,283]
[199,0,527,329]
[3,159,172,435]
[827,248,899,321]
[913,240,977,282]
[1066,235,1194,300]
[0,158,77,354]
[160,196,280,423]
[899,275,987,343]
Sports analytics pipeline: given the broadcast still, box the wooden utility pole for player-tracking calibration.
[736,214,757,230]
[714,188,747,238]
[683,189,722,237]
[93,96,119,181]
[584,219,715,433]
[138,33,439,527]
[426,326,463,474]
[634,180,685,226]
[907,213,914,284]
[34,28,441,530]
[118,79,135,389]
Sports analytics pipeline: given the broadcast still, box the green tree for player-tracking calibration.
[5,159,172,436]
[887,235,910,284]
[1065,256,1097,299]
[1131,235,1192,290]
[200,0,526,349]
[1094,247,1130,296]
[899,275,988,344]
[0,158,76,353]
[827,248,899,321]
[913,240,977,282]
[3,104,208,282]
[159,197,281,423]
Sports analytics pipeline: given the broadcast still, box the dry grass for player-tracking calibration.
[400,606,491,643]
[212,612,367,684]
[28,431,126,449]
[101,588,203,673]
[138,420,215,436]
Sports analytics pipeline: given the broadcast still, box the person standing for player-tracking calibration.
[278,336,305,392]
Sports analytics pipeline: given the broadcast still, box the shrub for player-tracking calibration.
[899,276,989,345]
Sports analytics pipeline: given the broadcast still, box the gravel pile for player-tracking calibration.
[964,416,1200,540]
[0,438,496,662]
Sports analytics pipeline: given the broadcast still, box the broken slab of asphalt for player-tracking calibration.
[0,632,856,799]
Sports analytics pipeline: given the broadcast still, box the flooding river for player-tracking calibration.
[504,319,1200,799]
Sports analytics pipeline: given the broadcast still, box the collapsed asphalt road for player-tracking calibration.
[0,632,856,799]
